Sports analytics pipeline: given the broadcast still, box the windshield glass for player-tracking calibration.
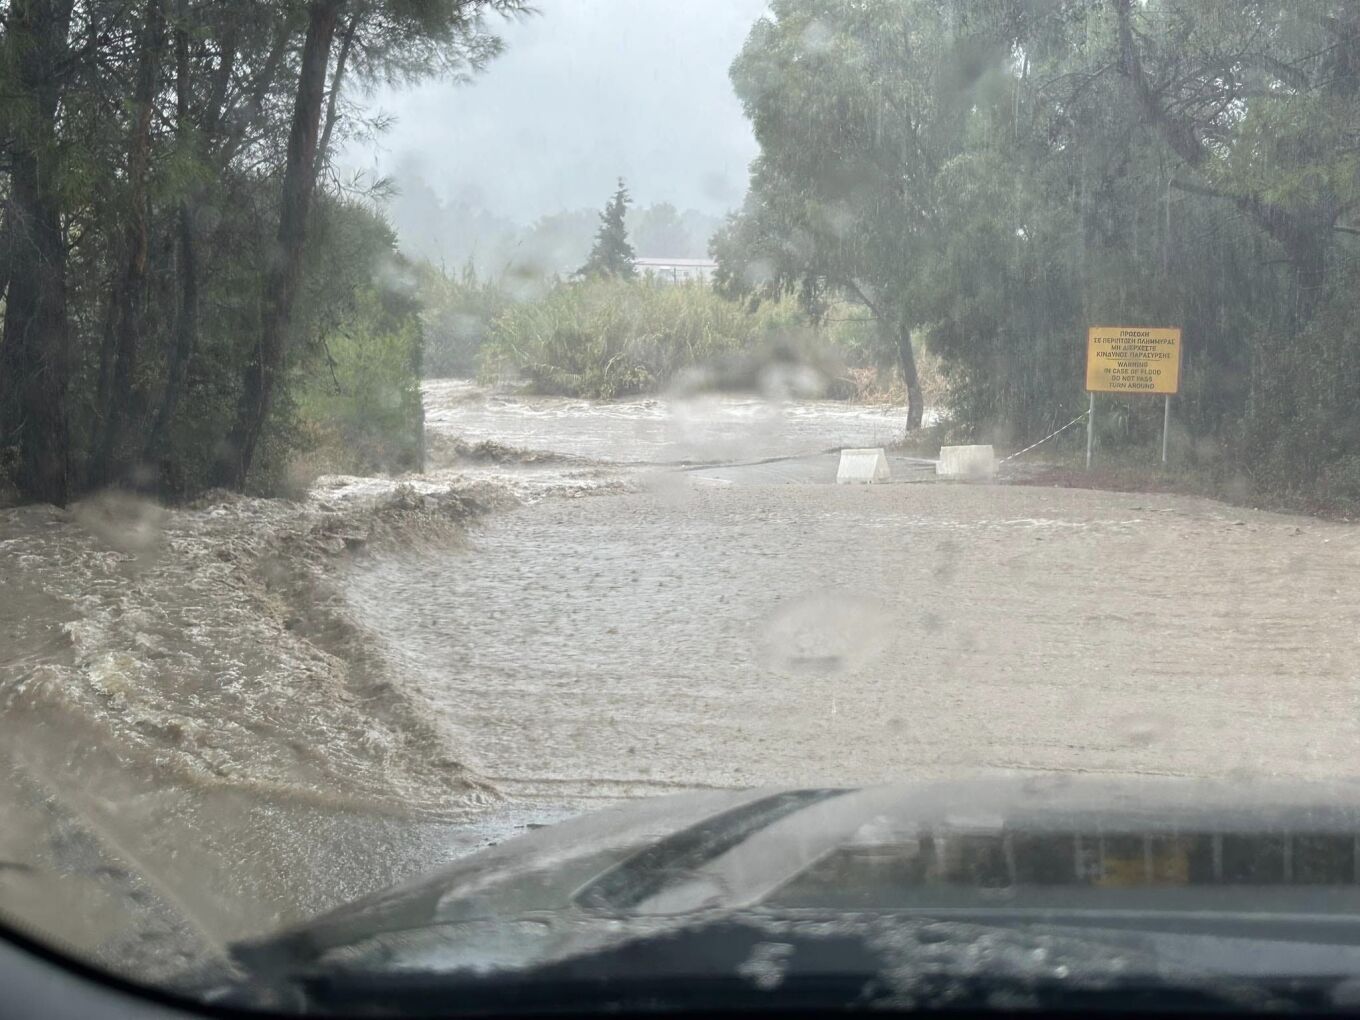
[4,0,1360,1010]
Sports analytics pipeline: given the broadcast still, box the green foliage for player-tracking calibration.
[718,0,997,424]
[297,285,425,476]
[417,261,514,377]
[126,192,425,496]
[480,278,805,399]
[0,0,525,503]
[285,197,426,481]
[1242,274,1360,506]
[720,0,1360,506]
[577,178,637,280]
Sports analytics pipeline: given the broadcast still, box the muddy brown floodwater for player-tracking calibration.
[6,377,1360,983]
[349,478,1360,794]
[350,382,1360,797]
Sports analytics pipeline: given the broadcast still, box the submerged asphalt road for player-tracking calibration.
[349,384,1360,796]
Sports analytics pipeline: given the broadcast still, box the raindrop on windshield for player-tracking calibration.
[760,591,894,677]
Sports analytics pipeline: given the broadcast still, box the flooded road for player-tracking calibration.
[349,382,1360,799]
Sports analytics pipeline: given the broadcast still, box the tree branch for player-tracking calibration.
[840,277,884,322]
[315,12,359,175]
[214,19,291,168]
[1112,0,1205,168]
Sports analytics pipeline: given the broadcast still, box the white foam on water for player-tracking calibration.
[421,378,920,465]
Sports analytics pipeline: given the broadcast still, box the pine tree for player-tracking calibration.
[577,178,637,279]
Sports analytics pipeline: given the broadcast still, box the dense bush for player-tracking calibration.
[479,278,808,399]
[137,195,426,497]
[296,285,425,479]
[419,263,517,378]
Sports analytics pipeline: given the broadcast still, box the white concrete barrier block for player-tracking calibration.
[936,444,996,479]
[837,447,890,484]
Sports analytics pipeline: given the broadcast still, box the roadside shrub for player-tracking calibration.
[1241,285,1360,509]
[478,277,807,398]
[295,286,425,478]
[419,262,515,378]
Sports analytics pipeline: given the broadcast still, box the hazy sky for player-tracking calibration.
[343,0,770,223]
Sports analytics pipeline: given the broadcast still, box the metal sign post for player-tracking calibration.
[1086,392,1095,470]
[1162,394,1171,466]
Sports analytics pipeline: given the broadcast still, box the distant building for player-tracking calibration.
[633,256,718,284]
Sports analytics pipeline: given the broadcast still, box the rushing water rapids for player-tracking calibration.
[420,378,915,463]
[339,380,925,799]
[0,380,918,826]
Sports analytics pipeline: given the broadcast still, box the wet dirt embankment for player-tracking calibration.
[0,479,546,974]
[1,483,513,812]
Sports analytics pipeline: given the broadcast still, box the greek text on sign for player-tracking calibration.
[1086,326,1181,395]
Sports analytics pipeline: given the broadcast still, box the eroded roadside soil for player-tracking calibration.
[0,482,545,979]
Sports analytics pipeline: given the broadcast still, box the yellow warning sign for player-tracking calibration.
[1086,326,1181,395]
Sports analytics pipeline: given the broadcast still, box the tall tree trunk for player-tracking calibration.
[202,22,240,141]
[90,0,167,489]
[93,279,119,445]
[888,319,924,430]
[145,0,196,481]
[213,0,344,490]
[848,277,925,430]
[0,0,75,506]
[1281,211,1331,327]
[0,210,12,308]
[214,21,290,169]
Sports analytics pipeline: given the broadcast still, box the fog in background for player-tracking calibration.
[342,0,769,276]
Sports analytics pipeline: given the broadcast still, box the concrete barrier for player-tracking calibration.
[836,448,890,484]
[936,444,996,480]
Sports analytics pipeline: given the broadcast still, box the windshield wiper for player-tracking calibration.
[574,788,848,912]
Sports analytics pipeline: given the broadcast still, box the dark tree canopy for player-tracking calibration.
[717,0,1360,503]
[0,0,528,503]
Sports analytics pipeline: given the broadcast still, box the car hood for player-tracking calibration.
[226,775,1360,1007]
